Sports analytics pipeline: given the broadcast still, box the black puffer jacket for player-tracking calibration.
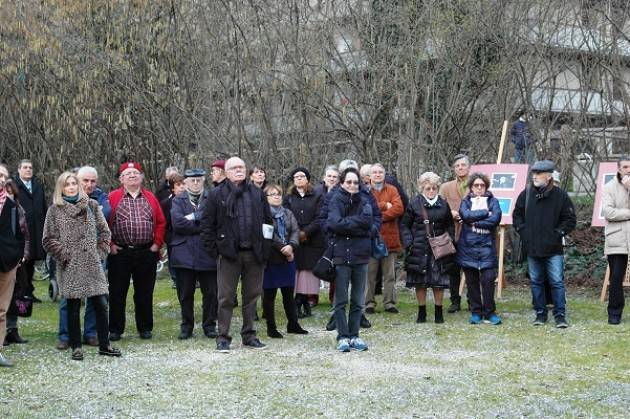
[283,187,325,270]
[401,195,456,275]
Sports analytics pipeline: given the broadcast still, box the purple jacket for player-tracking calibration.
[170,190,217,271]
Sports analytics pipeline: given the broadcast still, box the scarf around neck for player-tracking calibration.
[422,194,439,207]
[63,194,80,204]
[225,181,245,218]
[270,205,287,242]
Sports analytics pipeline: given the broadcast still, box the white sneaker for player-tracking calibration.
[0,353,14,367]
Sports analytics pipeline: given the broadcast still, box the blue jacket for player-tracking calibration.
[456,192,502,270]
[511,119,534,149]
[326,187,380,265]
[170,190,217,271]
[89,187,111,220]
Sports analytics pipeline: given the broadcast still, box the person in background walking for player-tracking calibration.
[601,156,630,325]
[263,184,307,338]
[402,172,456,324]
[457,173,502,325]
[511,110,536,165]
[43,172,121,360]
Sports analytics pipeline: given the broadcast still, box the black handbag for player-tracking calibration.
[313,244,335,282]
[8,265,33,318]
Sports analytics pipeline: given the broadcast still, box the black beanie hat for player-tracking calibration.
[289,167,311,183]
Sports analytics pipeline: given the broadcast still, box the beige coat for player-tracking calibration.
[42,197,111,298]
[602,177,630,255]
[440,178,467,241]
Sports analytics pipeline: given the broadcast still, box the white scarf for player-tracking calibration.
[422,194,439,206]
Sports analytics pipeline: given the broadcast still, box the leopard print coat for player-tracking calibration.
[42,197,111,299]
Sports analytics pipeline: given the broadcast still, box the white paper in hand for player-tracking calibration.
[262,223,274,239]
[471,196,488,211]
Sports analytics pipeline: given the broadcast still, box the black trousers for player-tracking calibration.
[607,254,628,318]
[67,295,110,350]
[175,268,217,333]
[21,260,35,296]
[108,248,158,334]
[449,269,462,304]
[262,287,299,330]
[463,268,496,318]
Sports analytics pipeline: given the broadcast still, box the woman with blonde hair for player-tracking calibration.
[43,172,121,360]
[401,171,457,324]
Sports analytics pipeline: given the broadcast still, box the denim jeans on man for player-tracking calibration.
[528,255,566,318]
[58,298,97,342]
[334,264,368,340]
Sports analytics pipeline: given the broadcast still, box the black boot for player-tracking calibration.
[287,322,308,334]
[448,297,461,313]
[303,301,312,318]
[326,314,336,331]
[435,305,444,323]
[5,329,28,344]
[360,314,371,328]
[265,310,283,338]
[416,306,427,323]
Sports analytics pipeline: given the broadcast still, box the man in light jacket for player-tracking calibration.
[602,156,630,325]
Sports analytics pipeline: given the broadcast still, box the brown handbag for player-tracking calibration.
[420,201,456,260]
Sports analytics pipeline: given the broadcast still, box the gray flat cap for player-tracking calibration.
[531,160,555,173]
[184,168,206,178]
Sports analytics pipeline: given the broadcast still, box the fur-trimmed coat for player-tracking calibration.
[42,197,111,299]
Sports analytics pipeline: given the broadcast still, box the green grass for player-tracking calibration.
[1,278,629,418]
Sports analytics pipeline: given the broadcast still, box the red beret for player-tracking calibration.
[211,160,225,170]
[119,161,143,175]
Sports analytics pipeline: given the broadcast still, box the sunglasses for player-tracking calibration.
[472,183,486,188]
[344,180,360,185]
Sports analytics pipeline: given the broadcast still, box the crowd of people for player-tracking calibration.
[0,153,628,366]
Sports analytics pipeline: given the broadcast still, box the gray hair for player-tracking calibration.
[452,154,470,167]
[338,159,358,172]
[359,164,372,177]
[417,171,442,191]
[370,163,386,174]
[77,166,98,179]
[618,156,630,167]
[323,165,338,178]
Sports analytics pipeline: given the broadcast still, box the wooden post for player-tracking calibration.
[495,120,509,297]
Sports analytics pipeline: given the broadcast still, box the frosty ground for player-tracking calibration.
[1,280,629,418]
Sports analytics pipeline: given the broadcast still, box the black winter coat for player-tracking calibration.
[326,188,375,265]
[15,177,47,260]
[283,188,325,270]
[200,180,273,264]
[401,195,456,275]
[513,183,576,258]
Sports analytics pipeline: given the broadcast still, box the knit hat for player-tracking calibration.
[289,167,311,182]
[119,161,143,175]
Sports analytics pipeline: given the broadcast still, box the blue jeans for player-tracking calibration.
[58,298,97,342]
[333,264,368,340]
[528,255,566,318]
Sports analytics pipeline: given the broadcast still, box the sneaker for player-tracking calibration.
[555,316,569,329]
[243,338,266,350]
[336,338,350,352]
[533,314,547,326]
[349,337,368,352]
[216,341,230,353]
[487,314,502,325]
[0,353,14,367]
[469,314,482,325]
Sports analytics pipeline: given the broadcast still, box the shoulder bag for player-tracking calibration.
[420,202,456,260]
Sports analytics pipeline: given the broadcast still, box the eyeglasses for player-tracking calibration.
[344,180,359,185]
[266,193,281,197]
[423,186,438,191]
[293,174,306,179]
[472,183,486,188]
[188,178,204,183]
